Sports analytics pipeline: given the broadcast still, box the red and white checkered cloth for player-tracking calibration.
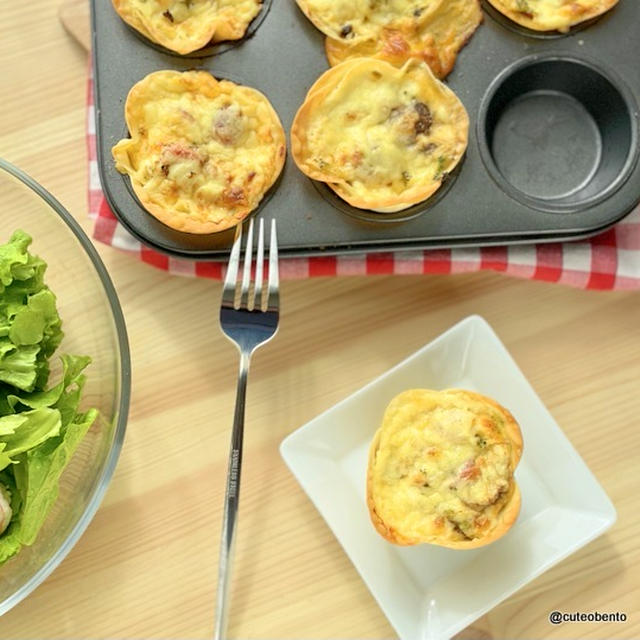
[86,70,640,289]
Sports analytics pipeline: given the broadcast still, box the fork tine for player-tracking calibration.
[253,219,264,311]
[239,218,254,309]
[267,219,279,311]
[222,222,243,307]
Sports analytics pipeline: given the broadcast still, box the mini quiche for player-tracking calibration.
[486,0,618,32]
[325,0,482,79]
[112,70,286,234]
[295,0,440,43]
[367,389,523,549]
[111,0,262,54]
[290,58,468,213]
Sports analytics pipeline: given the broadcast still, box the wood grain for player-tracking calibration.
[58,0,90,51]
[0,2,638,638]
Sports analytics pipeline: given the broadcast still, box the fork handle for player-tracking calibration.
[214,350,251,640]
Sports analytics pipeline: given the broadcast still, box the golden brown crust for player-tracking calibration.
[367,427,422,546]
[324,0,482,78]
[486,0,618,32]
[295,0,428,43]
[291,58,468,213]
[366,389,523,549]
[112,70,286,234]
[111,0,262,54]
[125,184,247,234]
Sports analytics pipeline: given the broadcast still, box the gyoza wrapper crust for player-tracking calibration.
[486,0,618,32]
[324,0,483,78]
[112,70,286,234]
[111,0,262,54]
[291,58,469,213]
[367,389,523,549]
[297,0,471,45]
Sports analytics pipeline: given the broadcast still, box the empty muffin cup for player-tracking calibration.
[478,55,638,213]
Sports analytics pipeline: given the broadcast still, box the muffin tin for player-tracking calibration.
[91,0,640,259]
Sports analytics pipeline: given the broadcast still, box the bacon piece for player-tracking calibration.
[163,141,201,161]
[222,186,247,207]
[213,104,244,146]
[458,458,480,481]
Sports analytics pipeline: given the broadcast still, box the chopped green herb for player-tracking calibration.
[434,155,448,180]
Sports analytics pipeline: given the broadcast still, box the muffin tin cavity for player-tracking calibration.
[92,0,640,258]
[126,0,273,59]
[481,0,607,39]
[478,56,638,213]
[313,161,463,225]
[114,168,282,255]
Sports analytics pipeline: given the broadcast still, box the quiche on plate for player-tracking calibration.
[367,389,523,549]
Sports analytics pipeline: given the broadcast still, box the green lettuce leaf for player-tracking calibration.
[0,408,61,471]
[0,414,24,436]
[0,524,21,564]
[0,231,63,393]
[0,385,11,416]
[0,231,98,565]
[0,231,31,291]
[0,342,40,391]
[6,354,91,413]
[0,231,46,292]
[11,408,97,546]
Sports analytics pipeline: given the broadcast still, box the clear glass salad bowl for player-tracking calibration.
[0,158,130,614]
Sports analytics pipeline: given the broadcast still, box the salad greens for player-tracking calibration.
[0,230,97,565]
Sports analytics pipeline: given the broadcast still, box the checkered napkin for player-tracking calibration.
[86,72,640,289]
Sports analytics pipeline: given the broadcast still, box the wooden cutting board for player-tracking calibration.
[59,0,90,51]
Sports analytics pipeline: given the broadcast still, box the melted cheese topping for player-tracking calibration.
[112,0,262,54]
[296,0,440,42]
[369,389,522,545]
[112,70,286,234]
[291,58,468,213]
[325,0,482,78]
[487,0,618,32]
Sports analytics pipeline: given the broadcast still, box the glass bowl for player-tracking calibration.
[0,158,130,614]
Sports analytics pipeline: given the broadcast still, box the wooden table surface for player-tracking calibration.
[1,2,639,638]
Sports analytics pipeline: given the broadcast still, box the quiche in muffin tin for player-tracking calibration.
[295,0,440,43]
[112,70,286,234]
[325,0,483,78]
[291,58,469,213]
[111,0,263,54]
[367,389,523,549]
[486,0,618,32]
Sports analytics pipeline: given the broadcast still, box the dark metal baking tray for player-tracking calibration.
[91,0,640,259]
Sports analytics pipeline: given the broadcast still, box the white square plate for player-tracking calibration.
[280,315,616,640]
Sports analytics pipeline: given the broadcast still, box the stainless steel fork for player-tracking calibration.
[214,218,279,640]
